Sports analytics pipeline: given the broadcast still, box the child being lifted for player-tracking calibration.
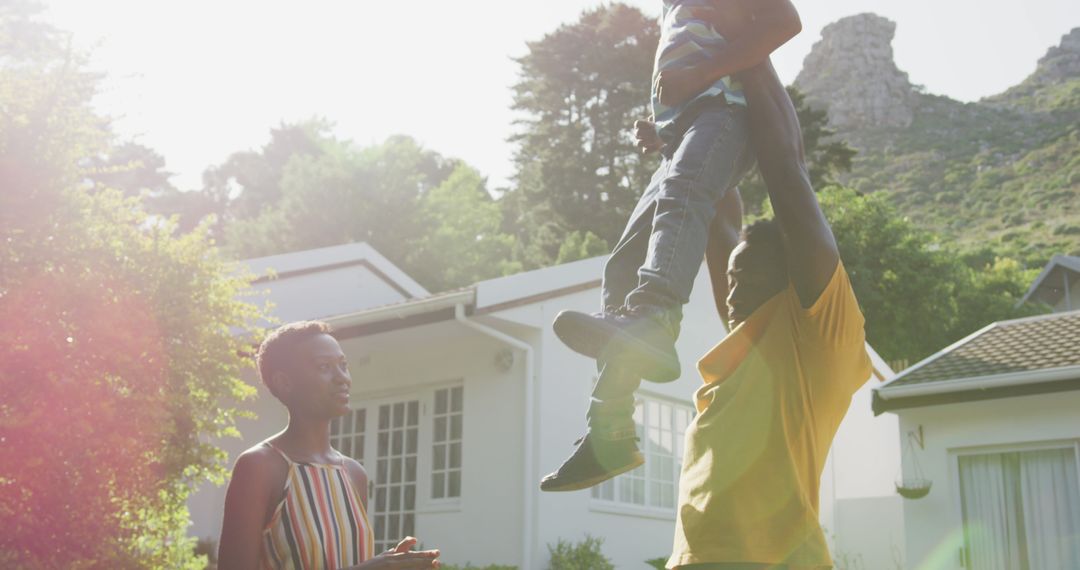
[541,0,802,491]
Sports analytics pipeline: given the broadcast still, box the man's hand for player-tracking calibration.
[355,536,441,569]
[634,119,664,154]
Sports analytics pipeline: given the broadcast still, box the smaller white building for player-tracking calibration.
[1020,254,1080,313]
[873,310,1080,570]
[189,242,904,569]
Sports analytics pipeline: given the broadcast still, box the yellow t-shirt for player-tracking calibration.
[668,262,872,569]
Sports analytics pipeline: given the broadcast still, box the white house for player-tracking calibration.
[872,310,1080,569]
[188,242,903,569]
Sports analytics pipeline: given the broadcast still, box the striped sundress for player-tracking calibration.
[261,443,375,570]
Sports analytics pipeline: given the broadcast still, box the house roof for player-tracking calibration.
[323,256,605,339]
[1019,254,1080,307]
[873,310,1080,414]
[242,242,429,299]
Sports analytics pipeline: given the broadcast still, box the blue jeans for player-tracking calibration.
[589,100,753,429]
[603,100,753,315]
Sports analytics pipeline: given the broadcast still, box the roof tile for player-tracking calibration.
[888,311,1080,387]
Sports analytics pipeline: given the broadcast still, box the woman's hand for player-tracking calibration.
[354,537,440,569]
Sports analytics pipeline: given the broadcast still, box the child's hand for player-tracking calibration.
[634,119,664,154]
[656,67,710,108]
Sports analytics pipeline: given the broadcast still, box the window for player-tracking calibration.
[330,408,367,462]
[431,386,463,500]
[327,386,465,551]
[591,396,692,510]
[371,401,420,553]
[957,444,1080,569]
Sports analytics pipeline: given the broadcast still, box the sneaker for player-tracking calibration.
[553,306,680,382]
[539,434,644,492]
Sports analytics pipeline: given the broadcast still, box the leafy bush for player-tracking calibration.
[547,535,614,570]
[0,6,264,567]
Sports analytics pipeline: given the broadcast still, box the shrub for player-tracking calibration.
[547,535,614,570]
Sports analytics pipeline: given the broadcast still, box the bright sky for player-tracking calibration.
[42,0,1080,192]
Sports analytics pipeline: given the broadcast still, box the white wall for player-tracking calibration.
[341,326,529,568]
[820,381,905,570]
[895,391,1080,570]
[832,496,905,570]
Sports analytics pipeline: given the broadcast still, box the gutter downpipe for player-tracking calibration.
[454,304,536,569]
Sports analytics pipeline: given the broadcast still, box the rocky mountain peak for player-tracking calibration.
[987,27,1080,107]
[1025,27,1080,88]
[795,13,916,130]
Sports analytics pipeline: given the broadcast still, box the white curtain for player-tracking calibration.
[959,454,1024,570]
[1020,448,1080,569]
[959,447,1080,570]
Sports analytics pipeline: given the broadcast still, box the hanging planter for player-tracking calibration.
[896,478,932,499]
[896,426,932,500]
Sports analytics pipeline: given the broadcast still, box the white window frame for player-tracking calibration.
[330,382,466,527]
[948,439,1080,569]
[329,407,368,467]
[355,394,423,553]
[589,391,694,520]
[423,381,465,512]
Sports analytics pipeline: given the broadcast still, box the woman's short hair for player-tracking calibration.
[255,320,332,399]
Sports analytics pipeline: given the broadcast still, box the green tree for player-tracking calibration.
[408,163,522,291]
[222,134,451,259]
[0,5,263,567]
[953,256,1044,341]
[86,142,176,199]
[221,133,518,290]
[146,119,342,236]
[206,119,338,220]
[505,3,660,266]
[790,87,857,190]
[816,187,1043,363]
[555,230,609,265]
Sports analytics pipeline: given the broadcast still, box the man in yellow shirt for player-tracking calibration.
[661,29,872,570]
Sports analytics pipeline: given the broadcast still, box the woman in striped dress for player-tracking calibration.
[219,321,441,569]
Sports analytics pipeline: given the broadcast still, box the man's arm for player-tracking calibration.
[741,59,838,306]
[657,0,801,107]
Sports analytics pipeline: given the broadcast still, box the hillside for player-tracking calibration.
[795,15,1080,267]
